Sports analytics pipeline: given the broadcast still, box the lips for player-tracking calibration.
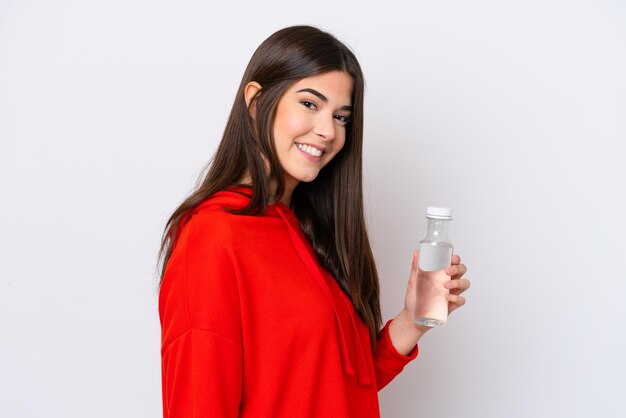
[295,142,324,158]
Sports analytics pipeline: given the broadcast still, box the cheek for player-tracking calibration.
[325,134,347,164]
[335,130,347,153]
[286,114,310,136]
[275,108,309,139]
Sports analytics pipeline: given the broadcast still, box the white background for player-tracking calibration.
[1,1,625,417]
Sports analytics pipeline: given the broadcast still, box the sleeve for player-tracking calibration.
[159,215,243,417]
[374,319,419,391]
[161,329,242,417]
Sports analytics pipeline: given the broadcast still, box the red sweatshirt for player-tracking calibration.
[159,188,418,417]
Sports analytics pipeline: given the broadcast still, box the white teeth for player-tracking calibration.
[296,143,323,157]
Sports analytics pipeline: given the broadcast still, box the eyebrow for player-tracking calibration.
[296,88,353,111]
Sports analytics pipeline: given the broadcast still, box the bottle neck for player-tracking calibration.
[425,218,451,241]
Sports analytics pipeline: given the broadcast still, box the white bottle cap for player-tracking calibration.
[426,206,452,220]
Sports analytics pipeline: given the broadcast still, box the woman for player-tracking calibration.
[158,25,470,418]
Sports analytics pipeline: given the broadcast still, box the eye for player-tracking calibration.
[300,100,318,110]
[334,114,351,125]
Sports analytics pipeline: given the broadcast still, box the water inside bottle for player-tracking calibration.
[418,242,452,272]
[414,242,452,327]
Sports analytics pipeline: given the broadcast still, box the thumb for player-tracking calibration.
[408,249,420,285]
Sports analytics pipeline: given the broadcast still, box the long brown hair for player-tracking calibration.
[158,25,381,346]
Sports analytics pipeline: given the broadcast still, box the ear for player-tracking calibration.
[244,81,262,118]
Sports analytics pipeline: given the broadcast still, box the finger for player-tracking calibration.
[445,263,467,277]
[447,294,466,315]
[446,293,466,306]
[445,279,471,294]
[412,250,419,273]
[451,254,461,265]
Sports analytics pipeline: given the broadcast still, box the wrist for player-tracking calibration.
[388,309,429,356]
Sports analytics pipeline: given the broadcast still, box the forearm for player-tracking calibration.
[388,308,429,356]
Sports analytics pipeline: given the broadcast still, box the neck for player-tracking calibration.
[279,177,299,207]
[236,172,299,207]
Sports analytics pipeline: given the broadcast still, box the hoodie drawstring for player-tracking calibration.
[275,206,371,386]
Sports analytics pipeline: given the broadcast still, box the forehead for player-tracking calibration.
[288,71,354,104]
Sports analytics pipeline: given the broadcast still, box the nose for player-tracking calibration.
[313,113,336,142]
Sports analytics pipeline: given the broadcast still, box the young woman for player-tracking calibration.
[158,25,470,418]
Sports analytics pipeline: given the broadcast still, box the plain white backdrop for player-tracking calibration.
[1,1,625,417]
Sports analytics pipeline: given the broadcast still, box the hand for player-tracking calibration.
[389,251,471,354]
[403,250,471,321]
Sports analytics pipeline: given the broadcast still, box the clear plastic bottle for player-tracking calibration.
[414,206,453,327]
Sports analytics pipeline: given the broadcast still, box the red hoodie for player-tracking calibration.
[159,188,418,417]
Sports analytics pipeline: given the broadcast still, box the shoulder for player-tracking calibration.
[176,192,256,248]
[181,207,238,249]
[159,203,245,341]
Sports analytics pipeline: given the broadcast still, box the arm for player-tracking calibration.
[162,330,242,417]
[373,318,418,390]
[375,251,471,389]
[391,250,470,354]
[159,214,243,417]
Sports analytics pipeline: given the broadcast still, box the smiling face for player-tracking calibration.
[271,71,354,198]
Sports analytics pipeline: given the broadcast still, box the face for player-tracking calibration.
[272,71,354,192]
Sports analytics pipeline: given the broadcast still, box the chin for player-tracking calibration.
[283,165,321,183]
[297,176,318,184]
[294,172,321,183]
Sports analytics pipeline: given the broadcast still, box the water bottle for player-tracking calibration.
[414,206,453,327]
